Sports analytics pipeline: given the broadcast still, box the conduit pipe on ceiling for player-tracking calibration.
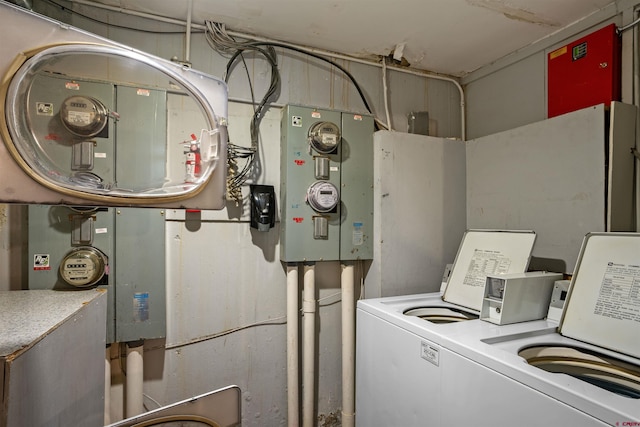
[286,264,300,427]
[125,341,145,418]
[303,263,316,427]
[68,0,466,140]
[341,263,356,427]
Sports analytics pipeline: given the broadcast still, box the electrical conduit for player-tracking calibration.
[286,264,300,427]
[125,341,144,418]
[341,263,356,427]
[303,263,316,427]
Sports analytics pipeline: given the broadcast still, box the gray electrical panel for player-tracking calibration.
[280,105,374,262]
[26,76,168,343]
[28,206,166,343]
[113,207,166,342]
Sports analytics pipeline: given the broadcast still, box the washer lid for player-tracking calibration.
[442,229,536,312]
[560,233,640,359]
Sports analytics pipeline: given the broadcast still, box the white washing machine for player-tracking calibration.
[467,232,640,426]
[356,229,584,426]
[356,232,640,426]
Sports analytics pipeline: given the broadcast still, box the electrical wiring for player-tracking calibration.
[205,22,281,204]
[205,22,380,205]
[165,315,287,349]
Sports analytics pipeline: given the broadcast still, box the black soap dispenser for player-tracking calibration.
[250,184,276,231]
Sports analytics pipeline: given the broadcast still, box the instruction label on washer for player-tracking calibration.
[593,262,640,323]
[421,341,440,366]
[463,249,511,287]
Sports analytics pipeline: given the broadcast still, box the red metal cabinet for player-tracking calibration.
[548,24,621,118]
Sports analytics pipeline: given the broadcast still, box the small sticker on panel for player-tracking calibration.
[421,341,440,366]
[95,153,107,158]
[330,166,339,172]
[36,102,54,116]
[353,114,363,121]
[549,46,567,60]
[65,82,80,90]
[95,228,108,234]
[136,88,150,96]
[352,222,364,246]
[311,111,321,118]
[133,292,149,322]
[33,254,51,271]
[292,116,302,127]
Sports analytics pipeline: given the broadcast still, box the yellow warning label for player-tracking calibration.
[549,46,567,60]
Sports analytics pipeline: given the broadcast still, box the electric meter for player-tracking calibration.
[60,95,109,137]
[306,181,340,213]
[59,246,108,287]
[308,121,341,154]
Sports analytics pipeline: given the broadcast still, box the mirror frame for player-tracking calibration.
[1,42,225,204]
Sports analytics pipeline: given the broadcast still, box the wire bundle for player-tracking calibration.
[205,21,377,206]
[205,22,280,205]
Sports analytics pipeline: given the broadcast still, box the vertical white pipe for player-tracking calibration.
[381,60,393,131]
[302,263,316,427]
[110,343,124,422]
[341,263,356,427]
[185,0,192,63]
[286,264,300,427]
[104,346,111,426]
[125,342,144,418]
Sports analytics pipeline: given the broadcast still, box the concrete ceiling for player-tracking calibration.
[75,0,615,77]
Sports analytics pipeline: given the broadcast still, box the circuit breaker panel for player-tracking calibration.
[280,105,374,262]
[28,206,166,343]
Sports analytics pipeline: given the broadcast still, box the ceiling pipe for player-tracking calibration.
[68,0,466,140]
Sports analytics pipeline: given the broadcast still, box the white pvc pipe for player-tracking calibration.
[381,60,393,131]
[341,263,356,427]
[302,264,316,427]
[104,346,111,426]
[286,264,300,427]
[185,0,193,63]
[125,342,144,418]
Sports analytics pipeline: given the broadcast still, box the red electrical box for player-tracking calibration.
[547,23,621,118]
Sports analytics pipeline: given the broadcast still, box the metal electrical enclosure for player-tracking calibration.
[28,206,166,343]
[280,105,374,262]
[548,24,621,118]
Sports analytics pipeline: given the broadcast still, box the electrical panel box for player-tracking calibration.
[280,105,374,262]
[548,23,621,118]
[28,205,166,343]
[480,271,563,325]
